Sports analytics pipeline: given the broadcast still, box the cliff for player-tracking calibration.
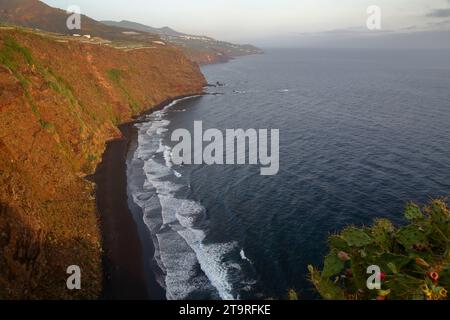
[0,26,206,299]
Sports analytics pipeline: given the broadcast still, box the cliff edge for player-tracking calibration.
[0,26,206,299]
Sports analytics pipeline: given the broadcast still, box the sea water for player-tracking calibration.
[128,48,450,299]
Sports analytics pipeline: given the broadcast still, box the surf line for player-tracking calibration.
[171,121,279,175]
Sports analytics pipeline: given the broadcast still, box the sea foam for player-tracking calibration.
[128,97,255,300]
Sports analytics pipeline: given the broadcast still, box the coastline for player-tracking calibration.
[93,94,204,300]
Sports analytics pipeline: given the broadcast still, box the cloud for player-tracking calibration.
[295,27,393,37]
[427,8,450,17]
[426,19,450,29]
[427,1,450,18]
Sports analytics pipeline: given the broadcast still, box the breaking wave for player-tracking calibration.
[127,97,256,300]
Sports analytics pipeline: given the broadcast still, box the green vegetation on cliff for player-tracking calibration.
[309,199,449,300]
[106,68,140,114]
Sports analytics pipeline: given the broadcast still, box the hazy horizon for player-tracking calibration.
[42,0,450,48]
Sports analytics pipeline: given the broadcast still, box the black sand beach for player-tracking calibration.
[94,121,165,300]
[93,95,203,300]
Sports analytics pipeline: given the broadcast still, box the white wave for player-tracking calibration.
[240,249,252,264]
[157,127,169,135]
[142,156,239,299]
[162,95,202,111]
[173,170,182,178]
[129,96,255,300]
[157,139,165,154]
[163,145,173,168]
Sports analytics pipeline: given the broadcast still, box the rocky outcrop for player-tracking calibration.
[0,27,206,299]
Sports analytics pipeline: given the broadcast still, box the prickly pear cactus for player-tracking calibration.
[396,225,427,249]
[308,199,450,300]
[322,250,345,278]
[371,219,395,251]
[404,203,424,221]
[341,227,373,247]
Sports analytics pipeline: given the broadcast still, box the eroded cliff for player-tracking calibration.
[0,27,206,299]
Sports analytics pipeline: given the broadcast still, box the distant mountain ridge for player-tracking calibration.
[102,20,186,37]
[102,19,263,63]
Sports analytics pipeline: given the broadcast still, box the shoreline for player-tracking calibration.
[93,94,204,300]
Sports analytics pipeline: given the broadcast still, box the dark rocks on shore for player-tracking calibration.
[205,81,225,88]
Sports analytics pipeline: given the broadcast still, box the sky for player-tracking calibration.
[43,0,450,47]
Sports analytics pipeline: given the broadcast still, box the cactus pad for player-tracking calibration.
[341,227,373,247]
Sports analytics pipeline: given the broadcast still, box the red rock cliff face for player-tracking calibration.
[0,27,206,299]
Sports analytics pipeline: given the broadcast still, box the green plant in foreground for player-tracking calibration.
[309,199,449,300]
[287,289,299,300]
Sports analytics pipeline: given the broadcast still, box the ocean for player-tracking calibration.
[126,48,450,300]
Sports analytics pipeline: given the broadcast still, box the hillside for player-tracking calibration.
[0,26,205,299]
[0,0,262,65]
[102,20,263,64]
[0,0,160,43]
[102,20,185,37]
